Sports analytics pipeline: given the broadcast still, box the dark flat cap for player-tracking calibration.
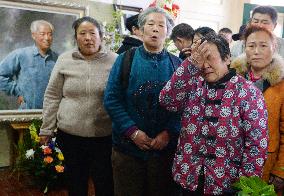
[232,24,247,41]
[125,14,139,32]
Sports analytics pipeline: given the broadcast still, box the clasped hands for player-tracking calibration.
[131,130,170,151]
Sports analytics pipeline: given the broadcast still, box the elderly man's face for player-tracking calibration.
[32,24,53,53]
[201,43,230,83]
[142,12,167,52]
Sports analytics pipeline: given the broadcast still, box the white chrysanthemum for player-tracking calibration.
[25,149,35,159]
[40,145,48,149]
[55,147,61,153]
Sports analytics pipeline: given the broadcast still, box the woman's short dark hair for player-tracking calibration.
[72,16,103,39]
[203,33,230,61]
[170,23,194,41]
[194,26,216,37]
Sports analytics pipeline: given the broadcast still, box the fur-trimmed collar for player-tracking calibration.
[231,53,284,86]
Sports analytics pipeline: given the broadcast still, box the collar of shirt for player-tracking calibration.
[32,45,52,58]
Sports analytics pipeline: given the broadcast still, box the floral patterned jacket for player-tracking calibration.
[159,59,268,195]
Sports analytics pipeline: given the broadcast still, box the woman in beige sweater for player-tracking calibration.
[39,16,117,196]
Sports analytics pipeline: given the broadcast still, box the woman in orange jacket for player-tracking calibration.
[231,25,284,195]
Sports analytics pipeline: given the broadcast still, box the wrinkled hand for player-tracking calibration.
[269,175,284,192]
[131,130,152,150]
[17,96,24,105]
[181,47,191,58]
[191,39,211,69]
[39,135,51,145]
[150,130,170,151]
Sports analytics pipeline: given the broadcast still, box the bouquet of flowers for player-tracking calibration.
[16,120,65,194]
[149,0,180,19]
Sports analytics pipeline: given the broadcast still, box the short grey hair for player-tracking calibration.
[138,7,174,36]
[30,20,54,33]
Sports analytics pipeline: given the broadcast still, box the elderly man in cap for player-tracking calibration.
[116,14,143,54]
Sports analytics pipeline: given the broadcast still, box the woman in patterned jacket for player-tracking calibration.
[231,25,284,195]
[159,33,268,195]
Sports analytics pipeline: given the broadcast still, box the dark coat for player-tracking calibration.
[116,36,143,54]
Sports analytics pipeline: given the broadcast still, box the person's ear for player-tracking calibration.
[176,37,184,45]
[31,32,36,41]
[131,26,136,33]
[224,54,231,66]
[273,22,277,29]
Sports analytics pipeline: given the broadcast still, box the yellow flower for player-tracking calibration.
[55,165,64,173]
[30,130,39,142]
[44,156,53,164]
[34,136,40,143]
[57,153,64,161]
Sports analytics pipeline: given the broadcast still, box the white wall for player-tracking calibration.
[176,0,247,33]
[90,0,249,34]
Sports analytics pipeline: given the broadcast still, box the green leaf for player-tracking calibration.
[233,176,277,195]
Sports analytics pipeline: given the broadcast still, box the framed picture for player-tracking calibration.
[114,4,142,35]
[0,0,87,110]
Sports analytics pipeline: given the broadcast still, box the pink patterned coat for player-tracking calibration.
[159,59,268,195]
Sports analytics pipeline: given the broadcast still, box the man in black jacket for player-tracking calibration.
[116,14,143,54]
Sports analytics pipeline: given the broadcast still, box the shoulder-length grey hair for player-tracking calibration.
[138,7,175,36]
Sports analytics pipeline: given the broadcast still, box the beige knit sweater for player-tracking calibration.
[40,47,117,137]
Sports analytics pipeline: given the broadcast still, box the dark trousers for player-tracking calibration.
[57,130,114,196]
[112,148,180,196]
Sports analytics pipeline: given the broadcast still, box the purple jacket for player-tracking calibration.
[159,59,268,195]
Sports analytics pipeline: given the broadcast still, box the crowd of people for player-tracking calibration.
[0,3,283,196]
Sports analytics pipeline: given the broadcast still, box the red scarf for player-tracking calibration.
[249,70,261,82]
